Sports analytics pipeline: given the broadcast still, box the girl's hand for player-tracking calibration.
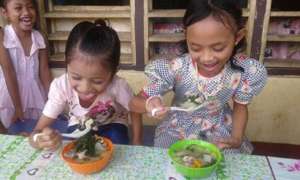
[214,136,242,149]
[30,127,61,151]
[11,107,24,123]
[145,96,168,119]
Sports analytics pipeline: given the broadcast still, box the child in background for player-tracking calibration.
[29,19,142,150]
[130,0,267,153]
[0,0,52,132]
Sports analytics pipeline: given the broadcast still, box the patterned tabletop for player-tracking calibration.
[0,135,299,180]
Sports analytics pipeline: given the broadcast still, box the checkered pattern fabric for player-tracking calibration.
[143,53,267,153]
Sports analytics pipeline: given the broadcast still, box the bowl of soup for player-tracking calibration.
[168,139,222,178]
[61,136,114,174]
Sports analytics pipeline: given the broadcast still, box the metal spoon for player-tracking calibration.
[151,104,204,116]
[33,119,95,141]
[61,118,94,138]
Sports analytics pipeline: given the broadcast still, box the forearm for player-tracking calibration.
[40,69,52,94]
[39,49,52,94]
[33,114,56,132]
[0,43,22,111]
[129,95,147,113]
[231,102,248,140]
[130,112,143,145]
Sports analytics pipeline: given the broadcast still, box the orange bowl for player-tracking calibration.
[61,137,114,174]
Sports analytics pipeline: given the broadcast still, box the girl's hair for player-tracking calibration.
[183,0,245,72]
[0,0,36,8]
[0,0,9,7]
[65,19,121,75]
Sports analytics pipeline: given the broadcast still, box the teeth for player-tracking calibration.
[21,17,31,22]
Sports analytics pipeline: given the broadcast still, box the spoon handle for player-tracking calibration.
[169,106,190,112]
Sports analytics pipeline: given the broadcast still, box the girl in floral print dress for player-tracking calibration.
[130,0,267,153]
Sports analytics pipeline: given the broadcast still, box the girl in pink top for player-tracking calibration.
[29,19,142,150]
[0,0,52,132]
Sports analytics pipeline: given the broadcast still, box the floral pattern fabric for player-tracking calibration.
[43,74,133,127]
[142,53,267,153]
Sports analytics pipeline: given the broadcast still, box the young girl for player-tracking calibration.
[0,0,52,131]
[29,19,142,150]
[130,0,267,153]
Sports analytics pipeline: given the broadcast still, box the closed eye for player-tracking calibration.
[14,6,22,11]
[71,76,81,81]
[91,80,103,84]
[213,47,225,52]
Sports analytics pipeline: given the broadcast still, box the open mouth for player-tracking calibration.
[79,93,97,101]
[20,17,33,27]
[202,61,219,71]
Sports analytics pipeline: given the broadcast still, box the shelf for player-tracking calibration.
[148,10,184,18]
[270,11,300,17]
[147,8,249,18]
[48,31,132,42]
[44,10,131,18]
[53,5,130,11]
[50,53,133,64]
[149,33,184,42]
[264,59,300,68]
[267,35,300,42]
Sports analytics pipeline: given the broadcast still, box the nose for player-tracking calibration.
[201,49,213,63]
[78,80,92,94]
[22,7,31,16]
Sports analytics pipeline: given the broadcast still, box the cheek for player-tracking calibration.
[93,83,106,92]
[188,49,201,60]
[218,48,235,62]
[69,79,79,89]
[93,80,110,92]
[30,10,36,17]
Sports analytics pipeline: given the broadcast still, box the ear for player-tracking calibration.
[0,7,7,18]
[235,28,246,45]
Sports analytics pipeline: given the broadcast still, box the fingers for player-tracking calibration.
[151,107,168,119]
[145,96,163,112]
[35,128,62,151]
[215,137,242,149]
[145,96,169,119]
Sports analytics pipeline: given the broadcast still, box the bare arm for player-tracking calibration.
[39,42,52,94]
[231,102,248,143]
[129,93,168,119]
[130,111,143,145]
[129,94,147,113]
[0,27,23,122]
[33,114,56,131]
[216,102,248,149]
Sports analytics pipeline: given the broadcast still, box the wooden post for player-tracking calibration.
[246,0,256,56]
[259,0,272,63]
[36,0,47,35]
[134,0,144,70]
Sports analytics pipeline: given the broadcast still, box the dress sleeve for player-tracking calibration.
[142,59,175,97]
[42,76,67,119]
[233,58,268,104]
[33,30,46,49]
[113,78,134,111]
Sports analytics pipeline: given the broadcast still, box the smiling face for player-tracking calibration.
[2,0,36,32]
[186,15,244,77]
[67,49,113,106]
